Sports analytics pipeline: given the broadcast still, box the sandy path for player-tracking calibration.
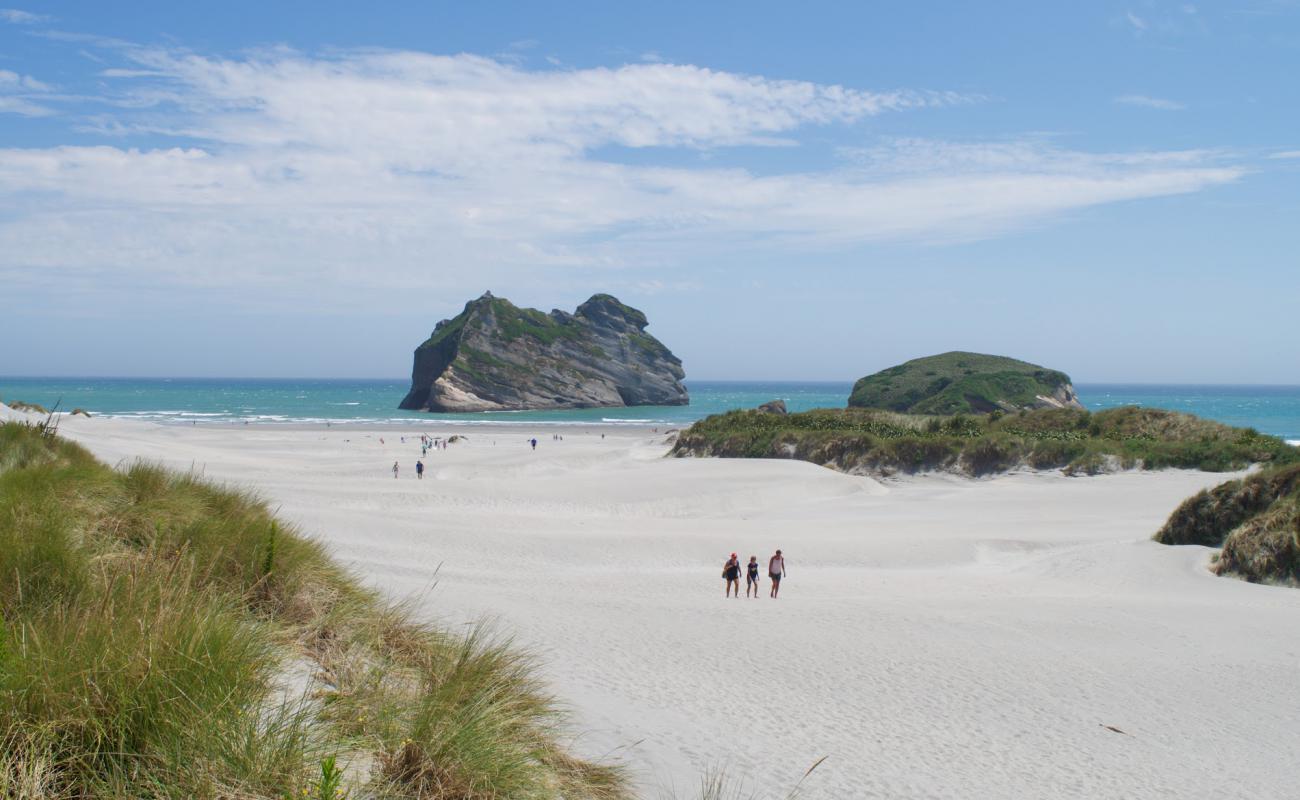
[41,414,1300,799]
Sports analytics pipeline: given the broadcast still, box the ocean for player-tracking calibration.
[2,378,1299,442]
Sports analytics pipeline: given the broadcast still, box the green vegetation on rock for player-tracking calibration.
[0,421,628,799]
[489,297,582,345]
[400,291,687,412]
[1154,463,1300,586]
[672,405,1299,479]
[848,352,1080,414]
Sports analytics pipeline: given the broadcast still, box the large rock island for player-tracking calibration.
[848,351,1083,414]
[399,292,688,412]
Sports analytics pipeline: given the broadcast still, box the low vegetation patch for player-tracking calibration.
[671,406,1299,479]
[1154,463,1300,586]
[0,421,627,799]
[489,298,581,346]
[1,400,49,415]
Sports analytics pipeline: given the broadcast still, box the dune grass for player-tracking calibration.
[0,420,628,799]
[672,405,1299,478]
[1154,463,1300,586]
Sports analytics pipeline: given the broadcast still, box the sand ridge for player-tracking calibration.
[33,410,1300,799]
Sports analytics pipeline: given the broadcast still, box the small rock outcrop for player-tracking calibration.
[756,399,788,415]
[848,351,1083,415]
[399,292,688,412]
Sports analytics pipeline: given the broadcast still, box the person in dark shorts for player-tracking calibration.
[415,460,424,479]
[722,553,741,598]
[768,549,786,598]
[745,556,760,598]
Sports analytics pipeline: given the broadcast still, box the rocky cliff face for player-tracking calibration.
[399,292,688,412]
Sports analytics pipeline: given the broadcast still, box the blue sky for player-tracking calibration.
[1,1,1298,382]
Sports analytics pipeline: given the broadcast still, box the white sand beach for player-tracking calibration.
[29,411,1300,799]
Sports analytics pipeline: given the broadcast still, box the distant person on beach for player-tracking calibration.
[415,460,424,479]
[746,556,760,598]
[530,438,538,451]
[768,549,786,598]
[723,553,742,598]
[392,461,399,479]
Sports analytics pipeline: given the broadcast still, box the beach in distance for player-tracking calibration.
[26,408,1300,799]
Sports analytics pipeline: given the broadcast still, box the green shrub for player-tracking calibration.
[1215,499,1300,585]
[961,436,1021,476]
[673,405,1298,481]
[1154,464,1300,546]
[1027,439,1086,470]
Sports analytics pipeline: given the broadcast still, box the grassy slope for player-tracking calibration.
[672,406,1300,478]
[0,420,626,800]
[1153,463,1300,585]
[848,352,1073,414]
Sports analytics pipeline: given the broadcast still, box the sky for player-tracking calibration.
[1,1,1298,383]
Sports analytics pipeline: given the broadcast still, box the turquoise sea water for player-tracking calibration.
[2,378,1298,441]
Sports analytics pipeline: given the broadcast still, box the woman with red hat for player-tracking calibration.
[722,552,742,598]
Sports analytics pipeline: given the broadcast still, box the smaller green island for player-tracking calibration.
[848,351,1082,414]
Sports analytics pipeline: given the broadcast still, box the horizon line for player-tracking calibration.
[3,375,1300,389]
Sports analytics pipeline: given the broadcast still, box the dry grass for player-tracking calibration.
[0,421,629,799]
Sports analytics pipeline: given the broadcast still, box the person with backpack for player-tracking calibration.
[722,553,742,598]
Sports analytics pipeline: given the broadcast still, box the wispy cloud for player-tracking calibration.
[1268,150,1300,160]
[1115,94,1186,110]
[1125,10,1149,32]
[0,68,54,116]
[0,45,1244,302]
[0,7,48,24]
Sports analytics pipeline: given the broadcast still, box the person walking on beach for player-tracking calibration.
[722,553,742,598]
[530,437,538,451]
[768,549,786,598]
[392,461,399,479]
[745,556,760,598]
[415,459,424,480]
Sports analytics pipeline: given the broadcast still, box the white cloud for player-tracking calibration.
[1115,94,1186,110]
[0,47,1244,302]
[0,7,48,24]
[1268,150,1300,160]
[0,68,54,116]
[112,49,953,156]
[0,69,51,91]
[1125,10,1149,31]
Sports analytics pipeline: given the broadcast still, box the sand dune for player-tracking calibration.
[30,410,1300,799]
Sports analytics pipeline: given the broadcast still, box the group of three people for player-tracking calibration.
[723,549,786,598]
